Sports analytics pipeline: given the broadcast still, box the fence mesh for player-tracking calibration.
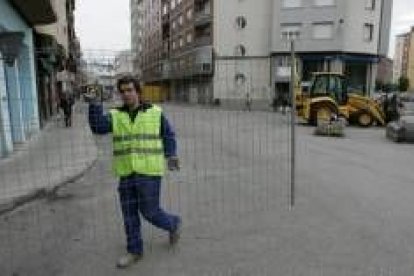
[0,49,294,275]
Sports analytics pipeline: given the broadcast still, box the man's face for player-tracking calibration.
[119,82,140,107]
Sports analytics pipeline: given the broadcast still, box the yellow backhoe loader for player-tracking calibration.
[296,73,386,127]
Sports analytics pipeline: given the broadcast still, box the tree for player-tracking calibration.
[383,82,397,93]
[375,80,384,91]
[398,76,409,92]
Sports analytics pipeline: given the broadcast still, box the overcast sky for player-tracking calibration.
[390,0,414,57]
[75,0,131,52]
[75,0,414,57]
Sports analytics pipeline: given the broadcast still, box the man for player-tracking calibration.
[60,92,75,127]
[280,92,289,115]
[88,76,181,268]
[245,93,252,111]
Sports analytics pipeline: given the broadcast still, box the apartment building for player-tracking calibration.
[134,0,214,103]
[393,27,414,90]
[133,0,392,107]
[131,0,144,78]
[393,33,410,82]
[35,0,79,127]
[1,0,56,157]
[377,56,393,85]
[272,0,392,99]
[408,28,414,90]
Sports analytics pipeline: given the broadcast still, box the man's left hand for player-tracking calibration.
[167,156,180,171]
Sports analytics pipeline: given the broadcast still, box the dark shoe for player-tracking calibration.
[116,253,143,269]
[169,220,181,245]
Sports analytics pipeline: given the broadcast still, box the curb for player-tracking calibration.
[0,158,97,216]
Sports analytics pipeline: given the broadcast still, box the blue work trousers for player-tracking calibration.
[118,174,180,254]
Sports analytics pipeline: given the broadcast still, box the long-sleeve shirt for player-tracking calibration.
[88,102,177,157]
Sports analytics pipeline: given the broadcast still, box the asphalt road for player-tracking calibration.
[1,105,414,276]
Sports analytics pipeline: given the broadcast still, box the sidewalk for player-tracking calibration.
[0,102,98,214]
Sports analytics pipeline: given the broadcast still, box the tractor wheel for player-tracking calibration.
[357,112,373,127]
[315,106,333,126]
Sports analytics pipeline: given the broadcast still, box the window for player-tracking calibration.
[313,75,328,95]
[172,20,177,30]
[163,5,168,15]
[363,23,374,41]
[313,22,334,39]
[314,0,335,6]
[179,59,185,69]
[283,0,302,8]
[170,61,176,71]
[236,16,247,29]
[179,37,184,47]
[365,0,375,10]
[235,45,246,56]
[171,0,176,10]
[178,15,184,26]
[235,73,246,86]
[187,9,193,20]
[186,33,193,43]
[187,56,194,67]
[172,41,177,50]
[281,23,302,40]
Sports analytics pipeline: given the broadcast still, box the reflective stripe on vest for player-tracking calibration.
[113,134,161,142]
[113,148,164,156]
[110,105,165,177]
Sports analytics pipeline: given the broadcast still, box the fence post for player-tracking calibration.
[290,39,296,208]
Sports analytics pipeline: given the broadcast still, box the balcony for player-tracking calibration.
[142,46,213,82]
[162,14,170,24]
[194,8,212,27]
[194,0,211,5]
[168,46,213,79]
[161,50,169,59]
[10,0,57,25]
[193,36,212,47]
[169,36,211,58]
[162,5,170,24]
[176,63,212,76]
[167,62,212,79]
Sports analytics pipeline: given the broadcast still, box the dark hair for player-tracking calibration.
[117,76,141,93]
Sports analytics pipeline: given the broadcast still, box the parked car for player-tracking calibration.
[386,93,414,142]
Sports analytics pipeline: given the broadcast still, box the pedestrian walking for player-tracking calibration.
[245,93,252,111]
[271,97,278,112]
[388,93,399,121]
[280,93,289,115]
[88,76,181,269]
[60,92,74,127]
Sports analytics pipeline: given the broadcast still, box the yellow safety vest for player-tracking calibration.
[110,105,165,177]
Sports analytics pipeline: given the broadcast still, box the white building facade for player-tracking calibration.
[212,0,273,108]
[136,0,392,107]
[271,0,392,100]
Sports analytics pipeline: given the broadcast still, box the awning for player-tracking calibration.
[35,32,59,73]
[341,54,379,63]
[9,0,56,25]
[0,32,24,66]
[300,53,379,63]
[38,57,54,73]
